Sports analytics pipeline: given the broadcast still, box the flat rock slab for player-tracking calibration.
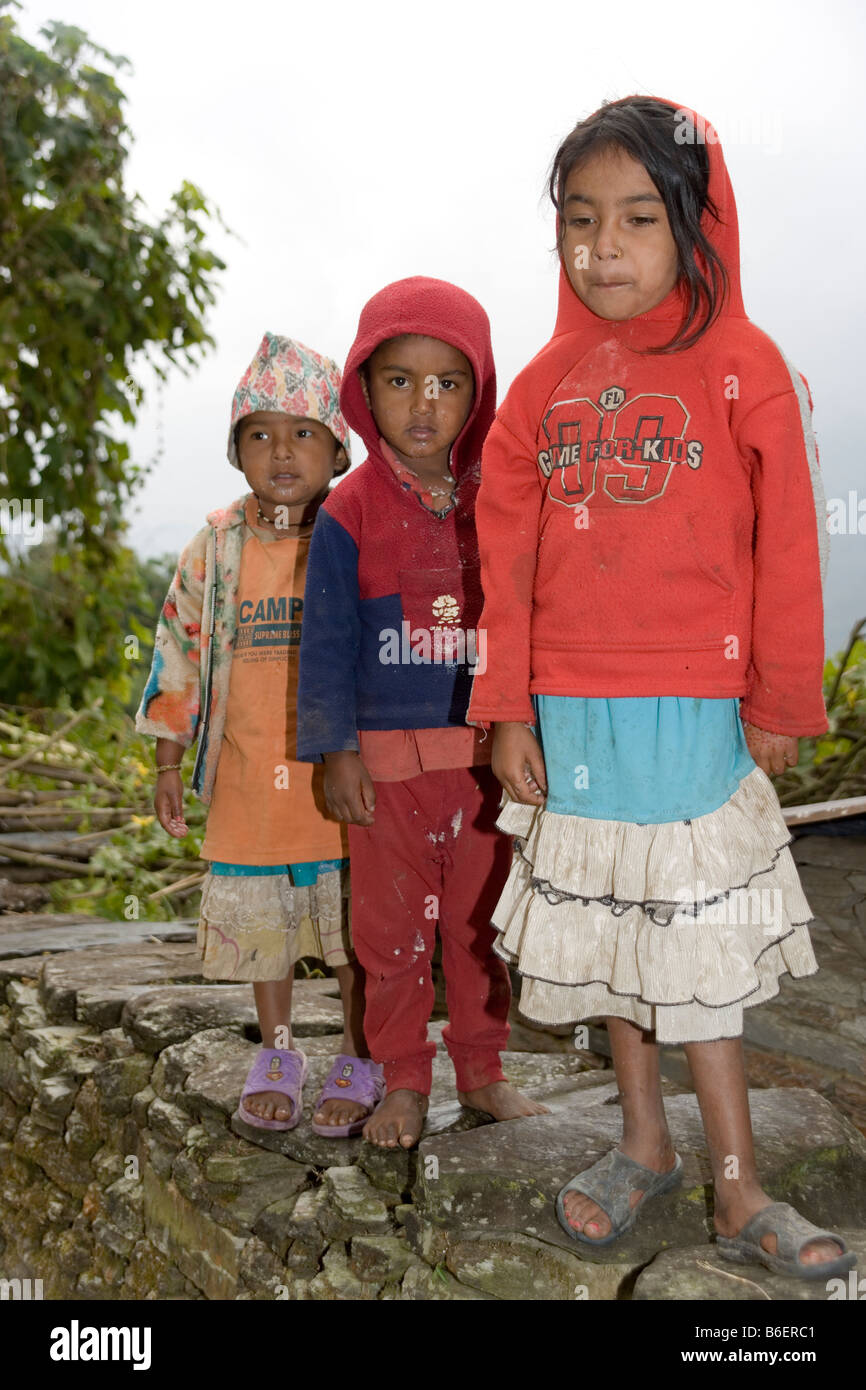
[282,989,344,1037]
[0,916,196,959]
[443,1229,642,1301]
[160,1028,479,1172]
[506,1018,593,1055]
[124,986,260,1053]
[633,1228,866,1300]
[230,1052,614,1181]
[122,979,345,1054]
[772,966,862,1012]
[181,1033,605,1119]
[0,912,102,933]
[0,952,57,991]
[0,881,50,912]
[414,1086,866,1266]
[792,837,866,876]
[353,1068,615,1202]
[39,942,205,1025]
[743,1006,866,1076]
[429,1047,609,1102]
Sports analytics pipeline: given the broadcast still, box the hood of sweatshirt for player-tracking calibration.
[227,332,351,469]
[552,97,745,342]
[340,276,496,479]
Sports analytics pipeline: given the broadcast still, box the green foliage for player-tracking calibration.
[0,4,226,553]
[775,619,866,806]
[0,697,206,919]
[61,802,207,922]
[0,536,174,709]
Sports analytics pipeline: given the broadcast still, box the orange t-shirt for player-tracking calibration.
[202,499,348,865]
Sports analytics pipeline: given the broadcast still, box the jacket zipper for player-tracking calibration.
[191,529,218,791]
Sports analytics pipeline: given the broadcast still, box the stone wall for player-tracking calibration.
[1,927,866,1301]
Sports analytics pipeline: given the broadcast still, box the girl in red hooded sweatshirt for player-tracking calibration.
[468,98,856,1282]
[297,277,546,1148]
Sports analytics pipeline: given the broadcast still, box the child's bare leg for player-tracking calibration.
[563,1016,677,1237]
[313,958,375,1130]
[334,957,369,1056]
[247,975,295,1122]
[684,1036,843,1267]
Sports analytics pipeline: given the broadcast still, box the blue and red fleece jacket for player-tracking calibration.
[296,276,497,760]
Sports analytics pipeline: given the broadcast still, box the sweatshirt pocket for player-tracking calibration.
[397,567,484,665]
[534,508,738,651]
[683,513,737,599]
[398,567,483,633]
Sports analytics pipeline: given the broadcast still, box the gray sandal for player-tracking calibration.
[556,1149,683,1248]
[716,1201,856,1281]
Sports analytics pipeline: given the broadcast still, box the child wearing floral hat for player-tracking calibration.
[136,333,384,1136]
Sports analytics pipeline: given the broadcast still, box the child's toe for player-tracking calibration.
[799,1238,843,1265]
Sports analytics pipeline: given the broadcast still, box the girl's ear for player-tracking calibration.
[333,444,350,476]
[359,367,371,409]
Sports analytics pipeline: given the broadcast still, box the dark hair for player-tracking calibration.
[549,97,728,353]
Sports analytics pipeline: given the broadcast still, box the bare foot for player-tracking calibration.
[714,1190,845,1268]
[457,1080,550,1120]
[563,1141,678,1240]
[243,1090,295,1123]
[362,1089,428,1149]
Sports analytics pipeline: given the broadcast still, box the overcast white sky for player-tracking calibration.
[21,0,866,651]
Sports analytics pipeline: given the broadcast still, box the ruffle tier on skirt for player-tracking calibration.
[494,766,817,1043]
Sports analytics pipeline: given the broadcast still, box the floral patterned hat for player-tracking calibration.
[227,332,351,469]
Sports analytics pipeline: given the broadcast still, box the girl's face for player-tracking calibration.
[238,411,345,513]
[560,147,680,322]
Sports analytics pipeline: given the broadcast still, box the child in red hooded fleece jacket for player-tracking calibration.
[468,98,857,1281]
[297,277,546,1148]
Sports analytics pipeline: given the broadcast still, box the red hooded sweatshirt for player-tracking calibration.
[297,277,496,759]
[467,98,828,739]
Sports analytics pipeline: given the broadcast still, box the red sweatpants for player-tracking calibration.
[348,765,512,1094]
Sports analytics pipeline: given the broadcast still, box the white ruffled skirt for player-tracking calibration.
[494,766,817,1043]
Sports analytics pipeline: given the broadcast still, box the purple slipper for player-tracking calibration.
[237,1047,307,1131]
[312,1055,385,1138]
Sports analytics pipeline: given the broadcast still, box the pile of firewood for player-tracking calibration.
[0,701,206,910]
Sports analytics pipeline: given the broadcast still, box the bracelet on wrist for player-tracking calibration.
[156,762,183,773]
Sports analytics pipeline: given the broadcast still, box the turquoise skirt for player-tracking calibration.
[535,695,756,823]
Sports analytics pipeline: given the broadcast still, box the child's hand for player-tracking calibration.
[323,751,376,827]
[154,770,189,838]
[743,721,799,777]
[492,722,548,805]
